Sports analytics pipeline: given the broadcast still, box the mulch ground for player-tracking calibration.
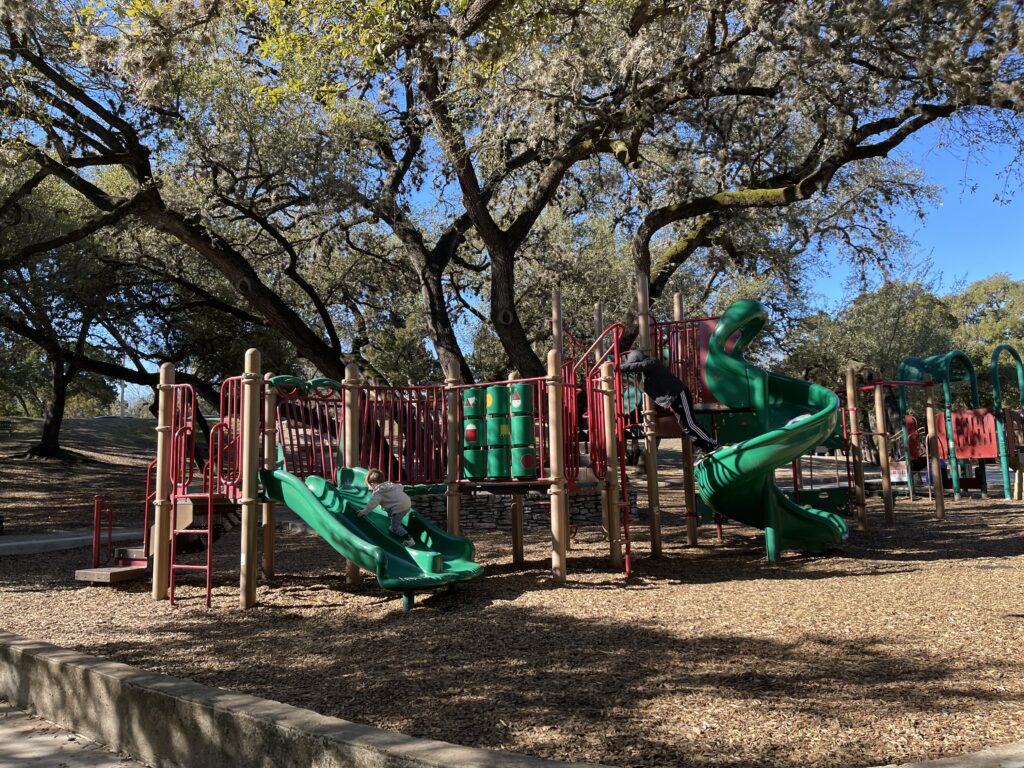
[2,423,1024,768]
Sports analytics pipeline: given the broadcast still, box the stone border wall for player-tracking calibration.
[0,632,610,768]
[412,488,640,531]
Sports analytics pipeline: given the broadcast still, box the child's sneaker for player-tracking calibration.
[401,536,415,547]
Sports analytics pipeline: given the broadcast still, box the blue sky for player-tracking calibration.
[813,121,1023,303]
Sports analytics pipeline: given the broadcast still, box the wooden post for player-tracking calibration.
[261,373,277,579]
[551,288,563,360]
[874,383,895,525]
[547,349,568,582]
[342,363,363,585]
[151,363,174,601]
[845,365,868,529]
[675,292,699,546]
[600,362,623,569]
[925,383,946,520]
[444,363,463,536]
[239,348,261,609]
[637,273,662,554]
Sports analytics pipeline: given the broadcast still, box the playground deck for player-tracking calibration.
[3,434,1024,768]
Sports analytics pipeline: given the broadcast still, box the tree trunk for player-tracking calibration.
[418,261,473,382]
[28,359,72,458]
[490,249,544,376]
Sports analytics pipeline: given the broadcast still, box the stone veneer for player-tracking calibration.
[411,487,641,531]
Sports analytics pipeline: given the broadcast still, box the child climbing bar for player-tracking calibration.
[356,468,416,547]
[620,349,718,455]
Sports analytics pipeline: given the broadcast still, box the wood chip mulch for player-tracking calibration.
[2,426,1024,768]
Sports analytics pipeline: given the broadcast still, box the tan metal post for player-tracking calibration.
[874,383,895,525]
[547,349,568,582]
[845,365,868,529]
[240,348,261,609]
[444,363,463,535]
[593,302,605,361]
[552,288,563,359]
[925,383,946,520]
[343,363,363,585]
[151,362,174,601]
[600,362,623,569]
[261,373,277,579]
[637,273,662,554]
[675,292,699,546]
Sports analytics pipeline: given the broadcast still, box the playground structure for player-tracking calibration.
[897,348,1024,502]
[81,288,894,608]
[819,343,1024,525]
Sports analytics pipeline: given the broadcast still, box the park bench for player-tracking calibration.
[0,420,12,438]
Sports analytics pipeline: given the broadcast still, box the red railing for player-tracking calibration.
[275,382,345,482]
[90,495,114,568]
[360,384,447,484]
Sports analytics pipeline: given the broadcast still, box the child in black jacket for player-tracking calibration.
[619,349,718,453]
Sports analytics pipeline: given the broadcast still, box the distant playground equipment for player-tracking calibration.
[82,284,891,607]
[897,346,1024,501]
[838,367,946,525]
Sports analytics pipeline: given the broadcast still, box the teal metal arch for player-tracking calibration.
[897,351,980,499]
[991,344,1024,499]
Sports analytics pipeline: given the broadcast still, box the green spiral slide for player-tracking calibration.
[259,466,483,609]
[694,300,848,561]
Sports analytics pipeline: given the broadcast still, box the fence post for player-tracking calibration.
[343,363,363,585]
[261,373,277,579]
[600,361,623,569]
[547,349,568,582]
[925,383,946,520]
[444,363,463,536]
[240,348,261,609]
[874,382,895,524]
[845,364,868,529]
[151,363,174,601]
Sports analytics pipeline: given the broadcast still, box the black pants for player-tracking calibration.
[668,388,716,451]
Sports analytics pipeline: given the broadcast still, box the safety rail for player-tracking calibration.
[274,378,345,482]
[360,384,446,484]
[90,495,114,568]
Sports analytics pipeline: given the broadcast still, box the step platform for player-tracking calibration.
[74,565,148,583]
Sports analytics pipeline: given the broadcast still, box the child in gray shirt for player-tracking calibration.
[356,468,416,547]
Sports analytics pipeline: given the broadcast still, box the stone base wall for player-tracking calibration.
[412,487,640,531]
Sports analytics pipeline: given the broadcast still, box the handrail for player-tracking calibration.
[90,495,113,568]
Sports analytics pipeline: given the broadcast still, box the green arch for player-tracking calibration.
[897,351,980,499]
[991,344,1024,499]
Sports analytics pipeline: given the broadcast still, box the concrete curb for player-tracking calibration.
[878,742,1024,768]
[0,528,143,556]
[0,632,609,768]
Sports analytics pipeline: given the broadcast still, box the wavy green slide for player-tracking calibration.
[260,466,483,608]
[694,300,848,561]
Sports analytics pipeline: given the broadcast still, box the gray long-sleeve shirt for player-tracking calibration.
[358,481,412,516]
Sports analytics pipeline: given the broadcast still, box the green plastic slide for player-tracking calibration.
[259,466,483,606]
[694,300,848,560]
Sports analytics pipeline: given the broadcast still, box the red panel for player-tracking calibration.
[904,415,921,459]
[934,408,999,460]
